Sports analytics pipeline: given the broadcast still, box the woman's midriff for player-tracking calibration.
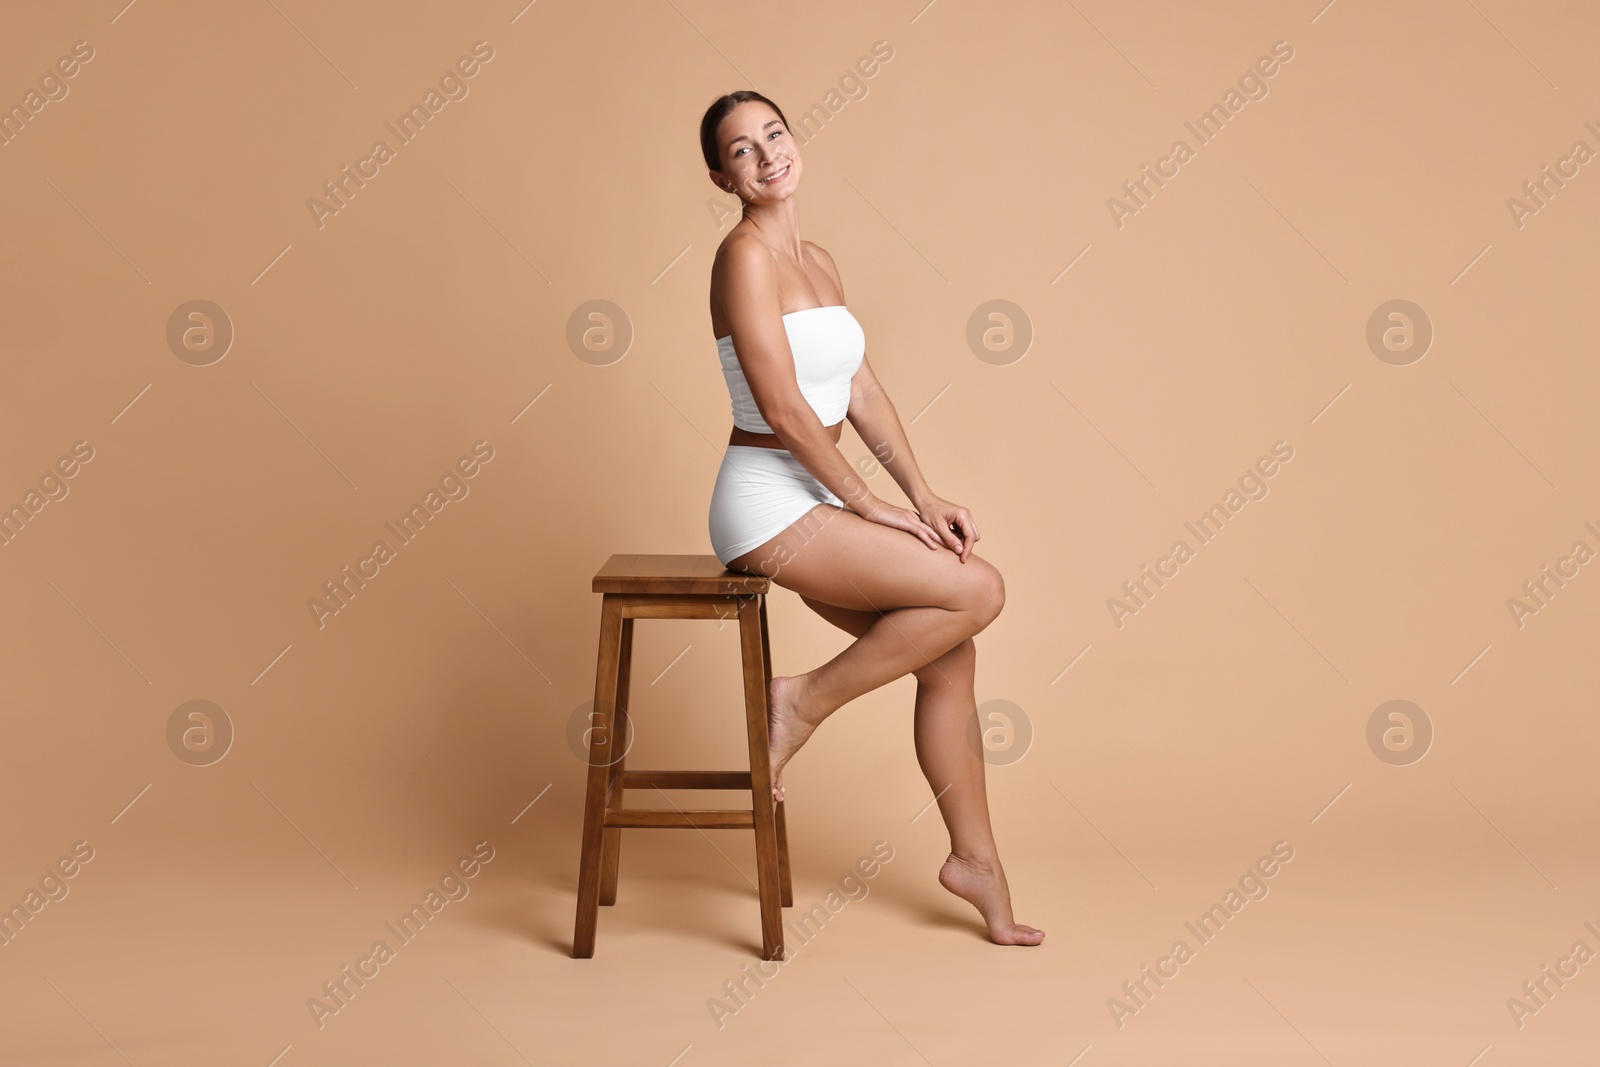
[728,421,844,450]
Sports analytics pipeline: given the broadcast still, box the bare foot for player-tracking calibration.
[766,674,821,802]
[938,852,1045,946]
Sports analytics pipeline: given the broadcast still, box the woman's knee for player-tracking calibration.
[961,557,1006,629]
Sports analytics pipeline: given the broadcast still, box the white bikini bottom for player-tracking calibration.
[708,445,843,568]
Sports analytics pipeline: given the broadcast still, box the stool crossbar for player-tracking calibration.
[572,554,792,960]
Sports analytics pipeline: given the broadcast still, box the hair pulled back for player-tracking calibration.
[699,90,791,172]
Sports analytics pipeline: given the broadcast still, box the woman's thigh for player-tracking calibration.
[800,594,875,637]
[728,503,1004,618]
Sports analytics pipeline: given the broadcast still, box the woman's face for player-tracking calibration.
[714,101,801,203]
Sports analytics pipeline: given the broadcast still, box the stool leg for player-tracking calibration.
[759,597,793,907]
[775,801,792,908]
[599,616,633,906]
[739,596,785,961]
[573,595,625,958]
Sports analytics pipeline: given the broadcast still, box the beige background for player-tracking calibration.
[2,0,1597,1063]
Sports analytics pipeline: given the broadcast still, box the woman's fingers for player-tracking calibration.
[935,518,962,553]
[915,507,955,552]
[953,512,977,560]
[910,514,941,549]
[874,504,951,552]
[920,507,959,553]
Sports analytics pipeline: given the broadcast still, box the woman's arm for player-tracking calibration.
[845,357,976,560]
[844,356,931,508]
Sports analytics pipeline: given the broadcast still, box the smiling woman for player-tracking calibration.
[694,90,1044,947]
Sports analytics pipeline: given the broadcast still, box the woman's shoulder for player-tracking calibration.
[713,226,773,271]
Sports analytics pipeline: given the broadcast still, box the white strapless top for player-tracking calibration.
[716,305,865,434]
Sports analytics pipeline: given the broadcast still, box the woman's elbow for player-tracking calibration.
[757,399,809,438]
[848,382,882,415]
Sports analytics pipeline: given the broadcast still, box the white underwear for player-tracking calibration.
[708,445,842,568]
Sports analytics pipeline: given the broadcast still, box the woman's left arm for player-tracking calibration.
[846,355,979,562]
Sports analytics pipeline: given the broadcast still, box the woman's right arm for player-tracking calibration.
[716,236,943,550]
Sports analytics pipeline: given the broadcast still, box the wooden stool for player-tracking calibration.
[572,554,792,960]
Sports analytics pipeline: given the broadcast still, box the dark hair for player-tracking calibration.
[699,90,791,172]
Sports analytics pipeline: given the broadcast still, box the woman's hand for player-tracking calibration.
[848,496,946,551]
[913,495,980,562]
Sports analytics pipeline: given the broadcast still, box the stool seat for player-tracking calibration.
[572,553,791,960]
[593,553,771,595]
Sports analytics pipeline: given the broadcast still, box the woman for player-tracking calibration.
[699,91,1043,947]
